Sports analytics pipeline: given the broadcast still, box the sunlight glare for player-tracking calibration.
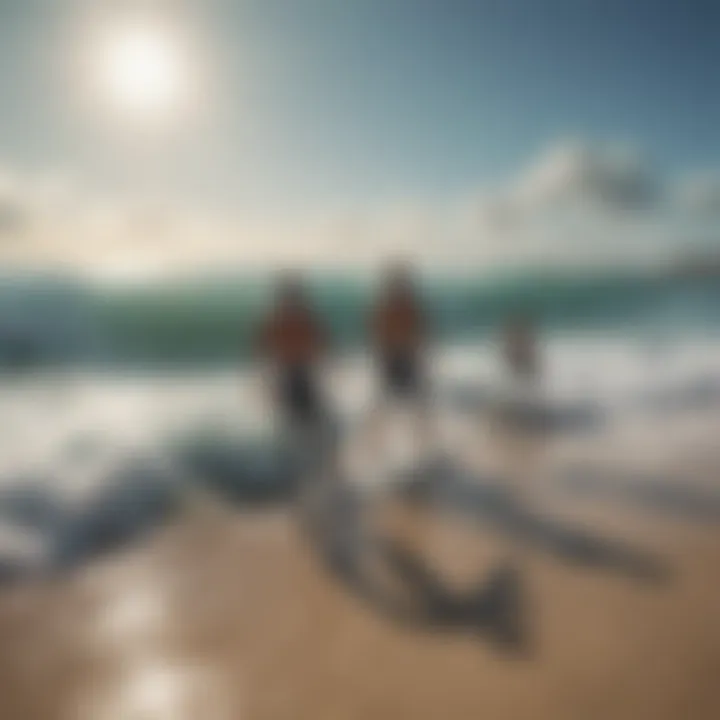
[97,23,188,121]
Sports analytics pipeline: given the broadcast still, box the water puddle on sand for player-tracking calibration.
[76,552,236,720]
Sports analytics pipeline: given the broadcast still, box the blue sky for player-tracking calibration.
[212,0,719,206]
[0,0,718,273]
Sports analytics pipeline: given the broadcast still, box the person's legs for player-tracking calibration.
[279,365,333,478]
[363,352,439,472]
[396,355,437,460]
[412,385,437,458]
[363,394,391,460]
[361,354,400,461]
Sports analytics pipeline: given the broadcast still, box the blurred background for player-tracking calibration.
[0,1,719,719]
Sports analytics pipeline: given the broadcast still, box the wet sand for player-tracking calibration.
[1,413,720,720]
[0,499,719,718]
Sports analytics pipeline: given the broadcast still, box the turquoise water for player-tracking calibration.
[1,269,719,367]
[1,268,720,589]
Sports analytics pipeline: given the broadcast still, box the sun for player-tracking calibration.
[96,23,188,121]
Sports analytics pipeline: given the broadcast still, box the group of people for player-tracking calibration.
[255,262,539,461]
[256,264,430,428]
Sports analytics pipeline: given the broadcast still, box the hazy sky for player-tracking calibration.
[0,0,718,275]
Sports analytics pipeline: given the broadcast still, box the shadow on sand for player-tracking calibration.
[0,429,674,658]
[296,453,672,654]
[559,465,720,522]
[446,385,608,437]
[297,476,532,654]
[397,464,671,583]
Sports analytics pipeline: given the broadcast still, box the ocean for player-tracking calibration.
[1,268,720,587]
[1,269,719,368]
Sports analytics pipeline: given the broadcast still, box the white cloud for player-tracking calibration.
[511,140,658,211]
[676,172,720,215]
[0,138,717,277]
[0,170,33,237]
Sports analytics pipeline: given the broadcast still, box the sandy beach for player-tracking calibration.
[1,0,719,715]
[1,391,719,720]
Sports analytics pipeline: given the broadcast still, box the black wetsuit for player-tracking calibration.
[381,351,423,397]
[279,364,322,422]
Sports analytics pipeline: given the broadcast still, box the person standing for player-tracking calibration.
[367,263,435,460]
[256,272,334,477]
[502,313,540,385]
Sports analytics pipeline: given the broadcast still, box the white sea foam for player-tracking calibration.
[0,334,718,582]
